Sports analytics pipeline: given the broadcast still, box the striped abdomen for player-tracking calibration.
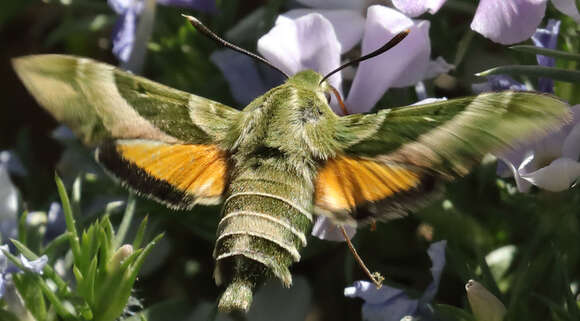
[213,167,314,312]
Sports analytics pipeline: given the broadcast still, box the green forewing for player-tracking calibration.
[12,54,240,147]
[339,92,570,177]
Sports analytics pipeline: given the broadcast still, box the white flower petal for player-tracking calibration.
[551,0,580,23]
[346,6,432,113]
[470,0,548,45]
[311,217,355,241]
[520,157,580,191]
[282,9,365,53]
[392,0,447,17]
[257,14,342,91]
[295,0,364,10]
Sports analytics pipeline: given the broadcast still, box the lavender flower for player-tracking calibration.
[108,0,216,67]
[0,245,8,297]
[257,7,452,114]
[498,105,580,192]
[0,151,23,243]
[18,254,48,275]
[472,20,580,193]
[392,0,580,45]
[344,241,446,321]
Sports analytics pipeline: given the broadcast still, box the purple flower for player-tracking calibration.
[392,0,579,45]
[344,241,446,321]
[531,19,560,92]
[108,0,216,64]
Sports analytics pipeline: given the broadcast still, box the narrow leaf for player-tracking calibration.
[128,233,164,281]
[86,257,98,305]
[17,210,28,246]
[55,174,82,264]
[510,45,580,62]
[476,65,580,83]
[42,232,72,256]
[132,215,149,249]
[35,274,78,321]
[72,175,82,218]
[114,193,137,249]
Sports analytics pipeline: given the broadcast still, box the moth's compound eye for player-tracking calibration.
[324,91,332,104]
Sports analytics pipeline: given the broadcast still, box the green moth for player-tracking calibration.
[12,16,570,314]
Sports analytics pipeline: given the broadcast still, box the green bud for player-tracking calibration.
[466,279,506,321]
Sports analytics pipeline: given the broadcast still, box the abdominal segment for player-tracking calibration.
[213,168,313,312]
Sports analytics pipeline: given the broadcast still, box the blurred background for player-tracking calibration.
[1,0,579,320]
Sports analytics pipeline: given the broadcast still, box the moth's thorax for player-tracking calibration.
[232,79,340,175]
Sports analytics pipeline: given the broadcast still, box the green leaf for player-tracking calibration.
[72,175,83,219]
[128,233,164,281]
[132,216,149,249]
[510,45,580,62]
[55,174,82,265]
[17,210,28,247]
[454,30,475,67]
[114,193,137,249]
[476,65,580,83]
[42,232,72,256]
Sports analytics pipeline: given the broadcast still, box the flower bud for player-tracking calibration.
[108,244,134,272]
[466,279,506,321]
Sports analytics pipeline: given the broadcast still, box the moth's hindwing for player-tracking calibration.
[317,91,571,224]
[314,156,439,225]
[97,140,228,208]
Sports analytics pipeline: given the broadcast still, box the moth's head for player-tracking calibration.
[286,70,335,108]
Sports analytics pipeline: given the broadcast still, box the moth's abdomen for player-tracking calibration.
[214,172,313,312]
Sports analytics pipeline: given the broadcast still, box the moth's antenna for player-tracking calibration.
[182,15,290,79]
[320,29,410,85]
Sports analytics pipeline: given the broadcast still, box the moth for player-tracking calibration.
[13,15,570,314]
